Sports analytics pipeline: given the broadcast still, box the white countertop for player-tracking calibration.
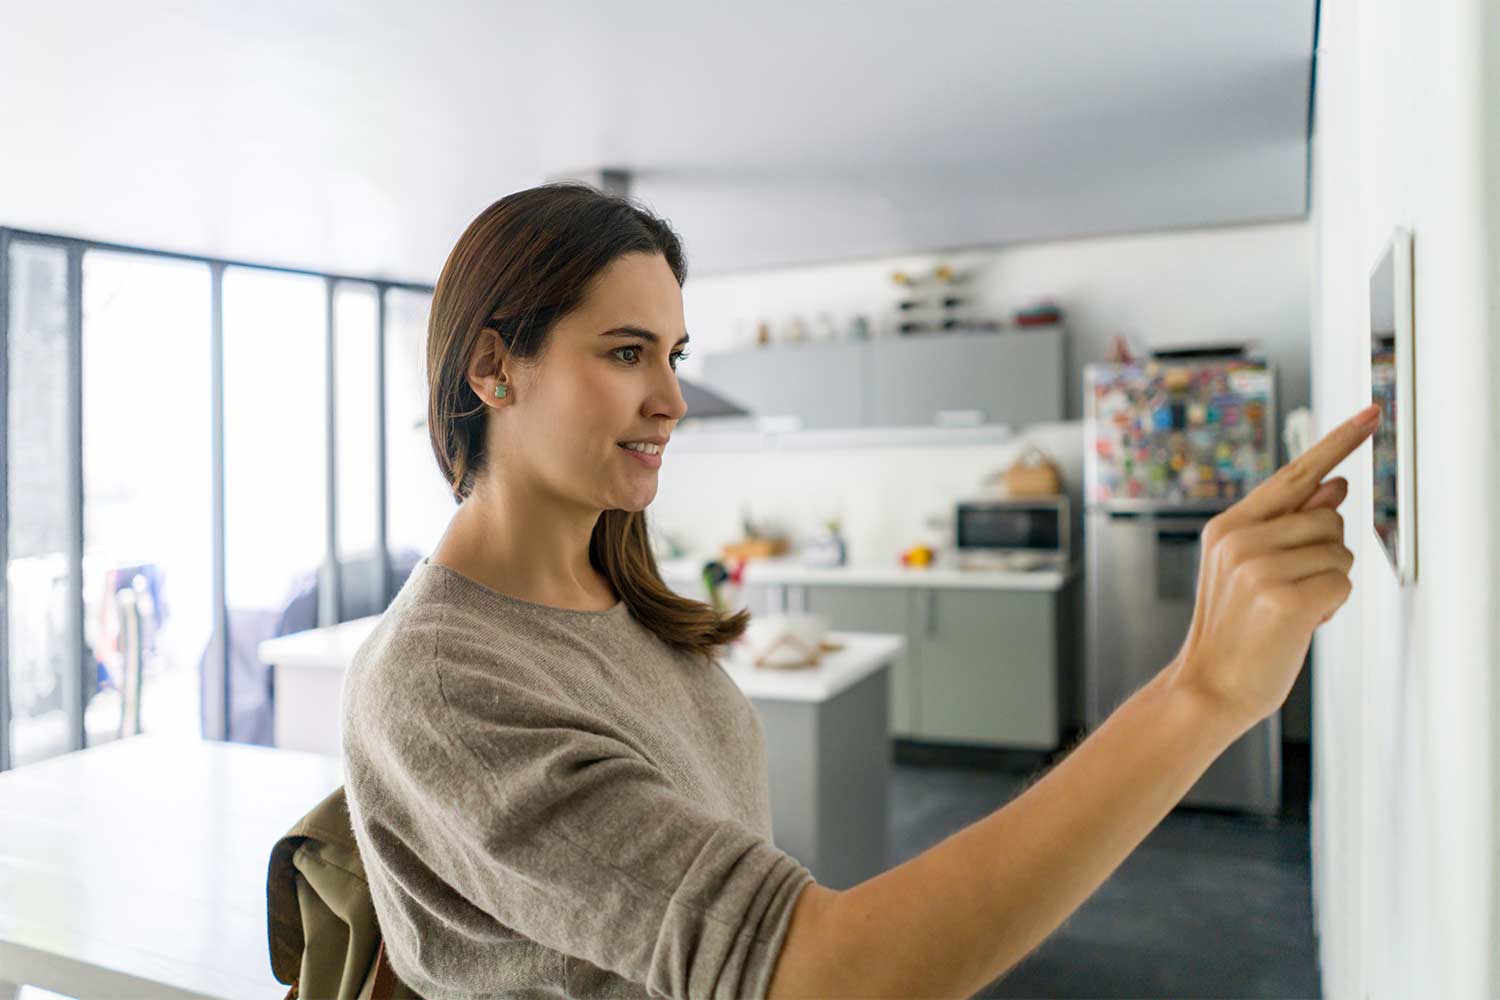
[260,613,383,672]
[717,631,903,702]
[0,734,342,1000]
[658,554,1078,591]
[260,615,903,704]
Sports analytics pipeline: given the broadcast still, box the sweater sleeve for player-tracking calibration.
[363,656,818,1000]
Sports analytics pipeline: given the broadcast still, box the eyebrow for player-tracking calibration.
[599,325,691,348]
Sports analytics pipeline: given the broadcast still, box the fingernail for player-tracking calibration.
[1358,405,1380,428]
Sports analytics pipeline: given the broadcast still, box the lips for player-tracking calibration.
[618,443,662,468]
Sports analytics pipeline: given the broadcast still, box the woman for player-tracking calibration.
[342,181,1378,1000]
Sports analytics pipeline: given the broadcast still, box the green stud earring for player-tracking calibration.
[494,383,508,398]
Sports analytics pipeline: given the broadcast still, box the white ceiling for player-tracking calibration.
[1,0,1316,281]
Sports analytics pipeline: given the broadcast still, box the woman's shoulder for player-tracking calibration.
[346,565,560,700]
[349,558,515,672]
[342,561,496,717]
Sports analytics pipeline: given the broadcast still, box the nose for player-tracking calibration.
[649,363,689,423]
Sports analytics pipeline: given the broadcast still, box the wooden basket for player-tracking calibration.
[722,537,790,561]
[999,444,1063,497]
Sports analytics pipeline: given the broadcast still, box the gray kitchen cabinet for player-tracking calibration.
[738,582,776,618]
[800,585,920,738]
[909,586,1063,749]
[867,329,1064,429]
[697,326,1063,431]
[701,341,868,429]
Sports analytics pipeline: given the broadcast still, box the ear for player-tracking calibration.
[466,326,509,402]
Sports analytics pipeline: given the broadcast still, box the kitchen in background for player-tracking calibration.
[645,220,1315,788]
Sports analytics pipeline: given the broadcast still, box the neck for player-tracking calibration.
[433,476,615,610]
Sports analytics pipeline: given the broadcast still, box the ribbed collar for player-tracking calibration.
[414,556,631,624]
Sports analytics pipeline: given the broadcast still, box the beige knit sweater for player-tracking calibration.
[340,556,816,1000]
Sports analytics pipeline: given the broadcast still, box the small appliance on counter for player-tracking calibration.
[952,495,1070,572]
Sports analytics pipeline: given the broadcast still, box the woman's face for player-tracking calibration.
[487,251,690,513]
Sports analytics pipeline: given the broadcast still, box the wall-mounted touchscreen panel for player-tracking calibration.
[1369,227,1416,584]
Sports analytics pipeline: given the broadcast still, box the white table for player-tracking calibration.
[0,734,342,999]
[261,620,902,890]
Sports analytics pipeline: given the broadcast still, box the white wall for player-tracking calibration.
[1307,0,1498,997]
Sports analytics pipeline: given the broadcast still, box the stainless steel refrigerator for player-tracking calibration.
[1083,351,1282,816]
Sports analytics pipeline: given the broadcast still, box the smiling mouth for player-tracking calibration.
[617,443,663,466]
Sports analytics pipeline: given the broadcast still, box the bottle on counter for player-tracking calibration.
[800,517,848,568]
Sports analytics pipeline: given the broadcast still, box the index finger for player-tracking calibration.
[1222,404,1380,527]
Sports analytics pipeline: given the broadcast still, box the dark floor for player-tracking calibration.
[887,740,1319,999]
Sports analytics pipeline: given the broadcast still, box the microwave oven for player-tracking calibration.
[953,495,1070,571]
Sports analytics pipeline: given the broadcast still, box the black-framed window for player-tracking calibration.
[1,227,435,771]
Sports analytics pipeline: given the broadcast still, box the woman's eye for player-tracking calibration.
[614,345,690,370]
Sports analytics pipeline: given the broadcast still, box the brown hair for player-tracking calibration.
[425,181,748,663]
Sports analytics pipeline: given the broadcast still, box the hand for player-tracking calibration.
[1165,404,1381,732]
